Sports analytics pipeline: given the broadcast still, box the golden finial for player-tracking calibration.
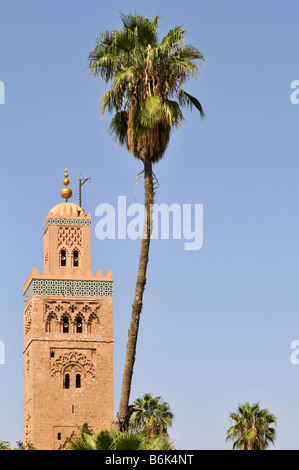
[61,168,72,201]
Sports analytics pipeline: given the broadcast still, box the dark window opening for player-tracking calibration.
[76,374,81,389]
[63,316,69,334]
[60,250,66,267]
[57,433,61,441]
[73,250,79,267]
[76,317,82,334]
[50,351,55,358]
[64,373,70,389]
[72,405,75,414]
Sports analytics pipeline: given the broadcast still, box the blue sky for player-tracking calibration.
[0,0,299,450]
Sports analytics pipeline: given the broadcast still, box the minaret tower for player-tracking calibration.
[23,170,113,450]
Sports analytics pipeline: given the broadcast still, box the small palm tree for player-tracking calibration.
[65,427,174,450]
[226,402,277,450]
[130,393,174,436]
[88,12,206,431]
[0,440,10,450]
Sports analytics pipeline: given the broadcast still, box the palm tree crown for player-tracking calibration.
[226,402,277,450]
[130,393,174,436]
[88,12,206,163]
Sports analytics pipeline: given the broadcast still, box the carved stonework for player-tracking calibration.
[26,351,30,373]
[51,351,96,378]
[24,302,32,334]
[44,300,101,333]
[58,226,82,249]
[25,411,31,443]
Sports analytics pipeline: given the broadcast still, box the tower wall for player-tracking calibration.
[23,199,113,450]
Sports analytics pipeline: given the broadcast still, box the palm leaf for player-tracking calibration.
[101,88,123,116]
[112,66,138,88]
[162,99,185,128]
[108,111,128,145]
[178,90,205,117]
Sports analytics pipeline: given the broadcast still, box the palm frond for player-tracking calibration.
[120,12,159,47]
[133,95,164,131]
[162,100,185,128]
[112,66,138,89]
[101,88,123,117]
[108,111,128,145]
[178,90,205,117]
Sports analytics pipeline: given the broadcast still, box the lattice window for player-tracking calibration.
[58,227,82,249]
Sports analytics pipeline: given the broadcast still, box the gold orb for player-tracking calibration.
[61,187,72,199]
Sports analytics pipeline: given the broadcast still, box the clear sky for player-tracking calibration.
[0,0,299,450]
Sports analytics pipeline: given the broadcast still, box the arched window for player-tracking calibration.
[64,373,70,389]
[73,250,79,267]
[60,250,66,267]
[62,316,69,334]
[46,314,57,333]
[76,374,81,389]
[88,314,99,334]
[76,317,82,334]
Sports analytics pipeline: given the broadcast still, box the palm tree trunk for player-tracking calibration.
[116,157,154,431]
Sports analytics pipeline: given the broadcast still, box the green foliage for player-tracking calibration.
[226,402,277,450]
[0,440,36,450]
[88,12,206,161]
[130,392,174,436]
[64,426,174,450]
[0,440,10,450]
[64,393,175,450]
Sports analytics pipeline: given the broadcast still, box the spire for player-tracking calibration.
[60,168,72,202]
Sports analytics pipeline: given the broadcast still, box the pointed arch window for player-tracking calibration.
[73,250,79,267]
[76,316,82,334]
[62,316,69,334]
[60,249,66,267]
[64,373,70,389]
[76,374,81,389]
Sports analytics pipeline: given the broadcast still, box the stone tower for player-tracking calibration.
[23,170,113,450]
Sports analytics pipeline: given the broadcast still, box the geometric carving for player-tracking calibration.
[44,218,91,232]
[51,351,96,378]
[23,280,112,308]
[58,226,82,249]
[44,300,101,334]
[24,301,32,334]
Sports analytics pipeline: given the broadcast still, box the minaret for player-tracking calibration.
[23,170,114,450]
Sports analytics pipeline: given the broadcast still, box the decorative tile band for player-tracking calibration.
[23,279,113,307]
[44,218,91,232]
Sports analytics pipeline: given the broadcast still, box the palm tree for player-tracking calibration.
[64,427,174,450]
[0,440,10,450]
[226,402,277,450]
[88,12,206,430]
[130,393,174,436]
